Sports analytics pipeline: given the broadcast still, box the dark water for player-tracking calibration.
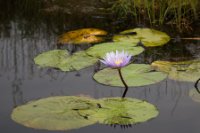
[1,1,200,133]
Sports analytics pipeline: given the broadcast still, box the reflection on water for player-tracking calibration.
[0,23,56,108]
[194,78,200,93]
[12,78,23,107]
[1,0,200,133]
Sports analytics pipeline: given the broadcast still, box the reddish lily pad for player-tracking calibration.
[58,28,107,45]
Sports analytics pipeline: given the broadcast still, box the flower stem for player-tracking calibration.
[195,78,200,93]
[117,68,129,98]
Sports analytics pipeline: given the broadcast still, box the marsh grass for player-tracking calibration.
[111,0,199,31]
[0,0,199,34]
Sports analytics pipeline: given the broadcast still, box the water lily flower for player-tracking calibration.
[100,50,132,98]
[100,50,132,69]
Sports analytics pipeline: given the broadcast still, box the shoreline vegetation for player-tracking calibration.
[109,0,199,32]
[0,0,199,34]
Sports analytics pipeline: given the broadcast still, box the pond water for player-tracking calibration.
[1,1,200,133]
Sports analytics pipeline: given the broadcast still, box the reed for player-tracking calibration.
[111,0,199,31]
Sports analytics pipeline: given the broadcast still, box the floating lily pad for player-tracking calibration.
[11,96,97,131]
[113,28,170,47]
[12,96,159,130]
[58,28,107,45]
[151,60,200,82]
[81,97,159,125]
[86,41,144,58]
[34,50,98,71]
[34,49,69,68]
[189,89,200,103]
[93,64,167,87]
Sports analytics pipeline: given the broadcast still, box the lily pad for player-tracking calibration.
[11,96,97,131]
[86,41,144,58]
[12,96,159,130]
[151,60,200,82]
[81,97,159,125]
[189,89,200,103]
[58,28,108,45]
[34,50,98,71]
[113,28,170,47]
[93,64,167,87]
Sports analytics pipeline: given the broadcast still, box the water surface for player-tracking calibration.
[1,1,200,133]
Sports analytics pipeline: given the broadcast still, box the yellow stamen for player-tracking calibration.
[115,59,123,65]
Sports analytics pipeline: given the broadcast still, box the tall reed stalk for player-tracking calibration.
[111,0,199,31]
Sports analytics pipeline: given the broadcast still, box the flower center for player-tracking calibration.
[115,59,123,66]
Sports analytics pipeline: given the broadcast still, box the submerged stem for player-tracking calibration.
[117,68,129,98]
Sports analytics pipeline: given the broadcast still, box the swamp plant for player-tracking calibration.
[110,0,199,31]
[100,50,132,98]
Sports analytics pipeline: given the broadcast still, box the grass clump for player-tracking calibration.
[110,0,199,32]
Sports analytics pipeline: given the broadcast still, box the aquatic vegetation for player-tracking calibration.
[11,96,159,130]
[110,0,199,31]
[11,96,97,131]
[100,50,132,68]
[81,97,159,125]
[86,41,144,58]
[33,39,144,72]
[2,0,200,132]
[30,27,181,131]
[94,64,167,87]
[113,28,170,47]
[151,60,200,82]
[58,28,108,45]
[100,50,132,97]
[34,50,98,71]
[34,50,69,68]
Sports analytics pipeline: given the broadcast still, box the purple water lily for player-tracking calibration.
[100,50,132,98]
[100,50,132,69]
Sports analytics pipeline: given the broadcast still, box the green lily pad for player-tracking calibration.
[11,96,159,130]
[113,28,170,47]
[11,96,97,131]
[189,89,200,103]
[151,60,200,82]
[81,97,159,125]
[34,50,98,71]
[58,28,108,45]
[34,49,69,68]
[86,41,144,58]
[93,64,167,87]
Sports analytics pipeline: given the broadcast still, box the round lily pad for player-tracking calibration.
[86,41,144,58]
[11,96,159,130]
[34,50,69,68]
[81,97,159,125]
[34,50,98,71]
[113,28,170,47]
[93,64,167,87]
[151,60,200,82]
[11,96,97,131]
[189,89,200,103]
[58,28,108,45]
